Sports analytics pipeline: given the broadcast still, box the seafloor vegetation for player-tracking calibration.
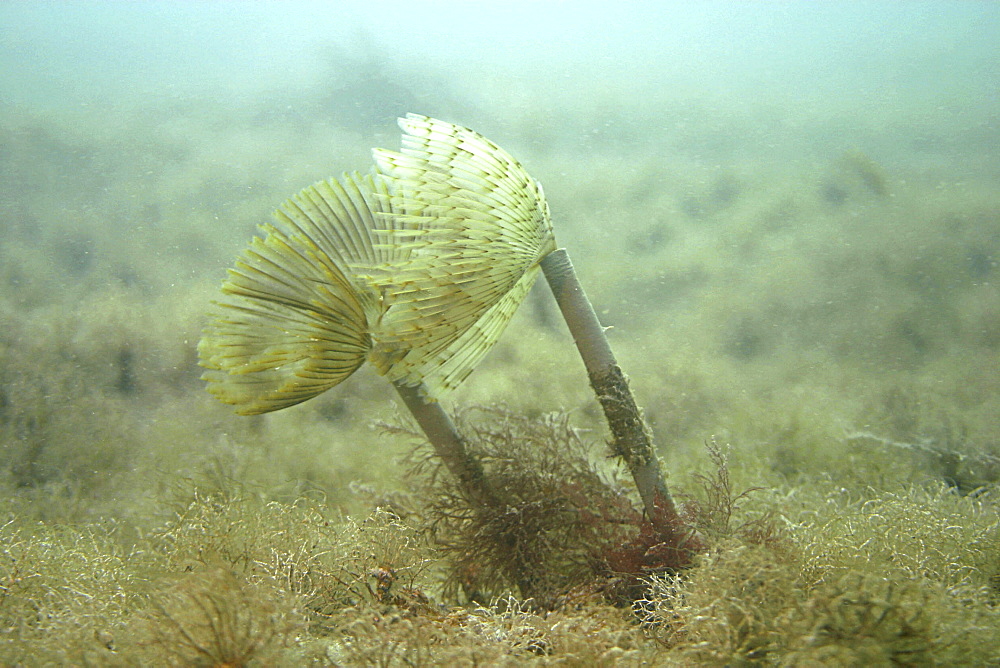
[1,67,998,665]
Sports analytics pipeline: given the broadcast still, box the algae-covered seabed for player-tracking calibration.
[2,10,1000,667]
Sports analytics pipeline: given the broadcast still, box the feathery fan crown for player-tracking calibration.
[367,114,557,393]
[198,115,555,413]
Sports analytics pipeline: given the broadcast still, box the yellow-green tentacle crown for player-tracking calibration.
[198,114,556,414]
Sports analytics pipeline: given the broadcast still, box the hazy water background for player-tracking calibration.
[5,1,997,169]
[1,1,998,520]
[4,2,996,115]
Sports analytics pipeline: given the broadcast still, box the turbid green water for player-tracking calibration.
[1,2,998,664]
